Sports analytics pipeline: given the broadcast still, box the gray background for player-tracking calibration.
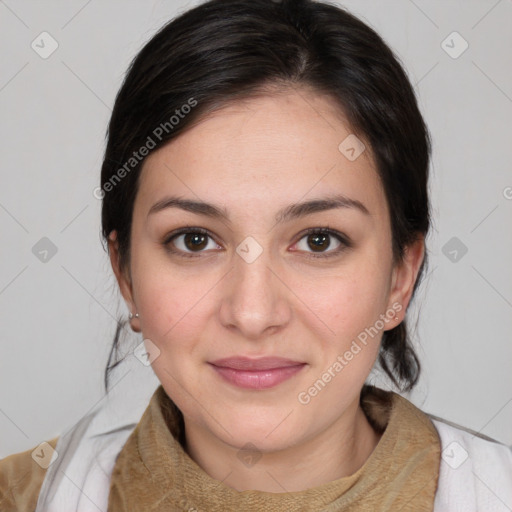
[1,0,511,457]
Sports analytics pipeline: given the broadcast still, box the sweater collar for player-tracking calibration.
[108,384,440,511]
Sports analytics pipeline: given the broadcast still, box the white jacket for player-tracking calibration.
[34,366,512,511]
[431,418,512,511]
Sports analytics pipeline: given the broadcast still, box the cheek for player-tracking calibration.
[302,275,388,404]
[319,266,391,334]
[137,276,208,344]
[308,263,391,375]
[135,273,209,403]
[130,246,202,343]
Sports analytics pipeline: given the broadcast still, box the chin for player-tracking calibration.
[211,407,307,451]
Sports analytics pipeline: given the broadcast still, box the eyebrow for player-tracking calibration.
[147,194,370,223]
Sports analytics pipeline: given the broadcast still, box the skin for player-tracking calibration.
[108,87,425,493]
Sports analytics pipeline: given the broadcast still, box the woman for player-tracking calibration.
[1,0,511,510]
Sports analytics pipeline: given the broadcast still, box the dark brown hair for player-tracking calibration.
[101,0,431,393]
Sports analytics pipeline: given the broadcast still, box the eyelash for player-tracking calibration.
[163,226,351,260]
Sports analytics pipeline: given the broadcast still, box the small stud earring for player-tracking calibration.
[129,312,139,320]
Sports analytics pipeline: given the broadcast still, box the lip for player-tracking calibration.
[208,357,306,390]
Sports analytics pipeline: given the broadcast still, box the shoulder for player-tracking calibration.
[0,437,59,512]
[431,415,512,467]
[430,416,512,511]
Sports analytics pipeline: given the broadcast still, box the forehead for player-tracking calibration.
[136,90,388,221]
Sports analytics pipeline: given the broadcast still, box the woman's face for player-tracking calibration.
[110,88,423,453]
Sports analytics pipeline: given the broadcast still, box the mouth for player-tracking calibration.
[208,357,307,390]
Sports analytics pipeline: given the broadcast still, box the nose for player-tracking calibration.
[218,247,292,340]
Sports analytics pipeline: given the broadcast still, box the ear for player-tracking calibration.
[385,235,425,328]
[108,231,140,332]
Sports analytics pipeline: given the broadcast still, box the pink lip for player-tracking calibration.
[209,357,306,390]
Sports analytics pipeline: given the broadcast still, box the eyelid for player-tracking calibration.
[163,226,220,258]
[163,226,351,258]
[291,227,351,258]
[163,226,212,244]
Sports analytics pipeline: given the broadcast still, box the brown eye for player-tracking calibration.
[165,228,220,256]
[307,233,331,252]
[293,228,349,258]
[183,232,209,251]
[296,232,341,254]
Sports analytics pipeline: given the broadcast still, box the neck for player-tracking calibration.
[183,401,382,493]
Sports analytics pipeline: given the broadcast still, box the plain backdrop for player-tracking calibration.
[1,0,511,457]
